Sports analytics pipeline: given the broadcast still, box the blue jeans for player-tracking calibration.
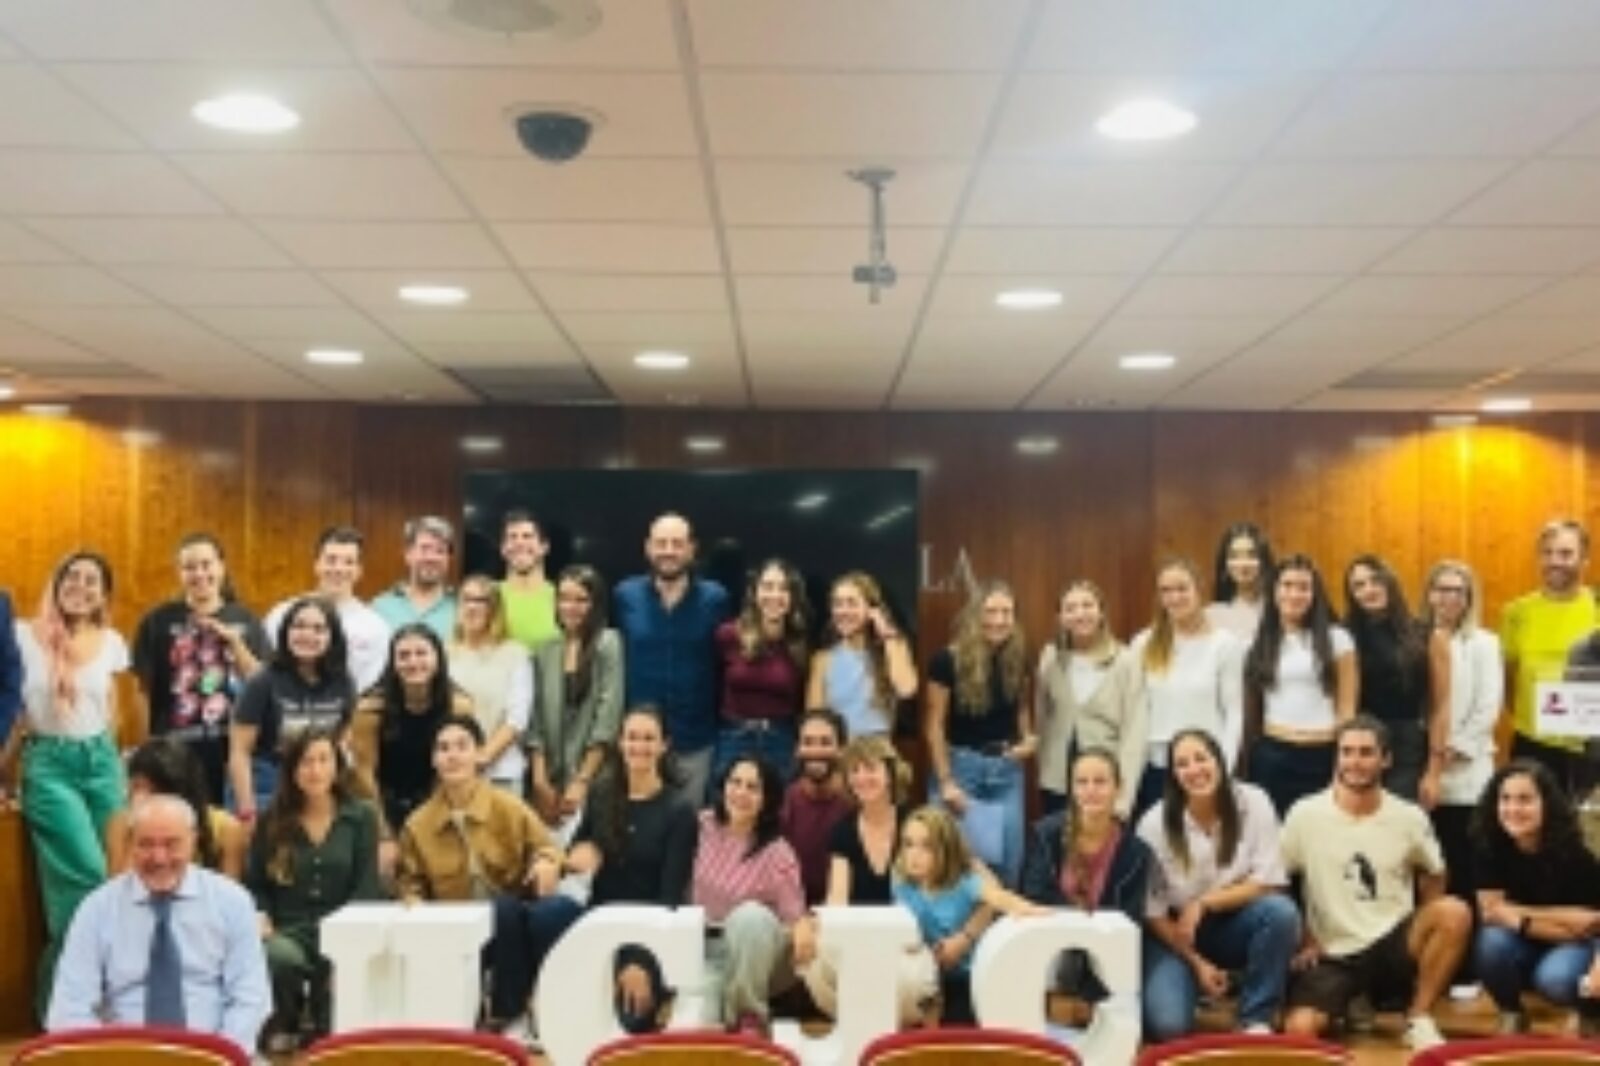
[1248,737,1333,818]
[1476,926,1598,1012]
[1143,893,1302,1040]
[224,755,279,815]
[487,894,583,1019]
[711,720,797,788]
[933,746,1025,887]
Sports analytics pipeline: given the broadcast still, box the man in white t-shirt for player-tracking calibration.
[1280,714,1470,1050]
[263,526,391,693]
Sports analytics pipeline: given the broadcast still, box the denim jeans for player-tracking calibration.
[1476,925,1599,1012]
[1142,893,1303,1040]
[1248,737,1333,818]
[933,746,1025,887]
[486,894,583,1019]
[711,720,797,789]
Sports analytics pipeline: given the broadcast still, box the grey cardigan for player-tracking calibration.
[527,628,624,788]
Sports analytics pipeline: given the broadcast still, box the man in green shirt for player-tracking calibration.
[501,509,557,651]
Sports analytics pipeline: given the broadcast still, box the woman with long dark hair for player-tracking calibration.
[230,596,356,820]
[348,622,472,832]
[530,564,622,828]
[1344,554,1450,805]
[447,574,534,796]
[712,559,811,787]
[105,736,245,879]
[16,551,127,1015]
[807,572,917,738]
[925,579,1035,886]
[1242,555,1357,816]
[131,532,269,804]
[1206,523,1276,641]
[248,728,382,1052]
[1138,729,1300,1040]
[1470,761,1600,1037]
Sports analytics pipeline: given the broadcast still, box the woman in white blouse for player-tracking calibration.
[1139,728,1301,1039]
[1241,553,1358,816]
[15,550,129,1016]
[447,574,534,796]
[1124,560,1244,820]
[1205,522,1276,642]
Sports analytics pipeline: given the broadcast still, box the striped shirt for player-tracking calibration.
[690,810,805,926]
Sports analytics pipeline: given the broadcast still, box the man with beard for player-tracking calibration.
[371,515,458,641]
[780,708,852,905]
[264,526,391,693]
[1280,715,1470,1051]
[501,510,558,652]
[1503,519,1598,796]
[613,512,729,805]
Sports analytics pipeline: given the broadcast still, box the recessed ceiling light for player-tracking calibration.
[1431,414,1478,428]
[1096,99,1197,141]
[635,351,690,371]
[1481,397,1532,414]
[795,492,830,511]
[1015,435,1059,456]
[305,348,364,366]
[1119,352,1176,371]
[0,382,14,401]
[995,289,1064,310]
[685,435,724,454]
[121,428,161,448]
[22,402,69,417]
[460,435,504,454]
[191,93,300,134]
[398,284,469,307]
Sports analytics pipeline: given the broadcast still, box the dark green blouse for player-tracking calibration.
[246,798,385,934]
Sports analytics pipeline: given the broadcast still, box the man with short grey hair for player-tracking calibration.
[48,794,270,1055]
[372,515,459,640]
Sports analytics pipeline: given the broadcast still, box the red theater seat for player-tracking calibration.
[1135,1032,1351,1064]
[11,1026,250,1065]
[587,1031,801,1065]
[303,1026,529,1064]
[858,1027,1080,1065]
[1409,1036,1600,1064]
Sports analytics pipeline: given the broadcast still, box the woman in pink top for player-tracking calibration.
[691,755,805,1036]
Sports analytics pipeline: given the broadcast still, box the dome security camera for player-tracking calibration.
[509,104,604,163]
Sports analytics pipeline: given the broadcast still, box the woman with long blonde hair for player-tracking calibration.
[806,571,917,738]
[924,580,1034,886]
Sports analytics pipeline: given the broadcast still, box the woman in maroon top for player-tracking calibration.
[711,558,811,786]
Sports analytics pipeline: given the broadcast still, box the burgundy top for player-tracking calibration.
[716,621,804,723]
[780,778,854,905]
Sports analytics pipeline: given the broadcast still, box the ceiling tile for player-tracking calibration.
[189,306,395,346]
[1510,278,1600,318]
[928,275,1132,317]
[1315,275,1549,317]
[1296,389,1456,412]
[916,315,1099,352]
[110,267,339,308]
[441,157,707,222]
[1117,275,1341,318]
[560,311,735,348]
[1386,316,1599,371]
[173,154,469,220]
[1371,228,1600,275]
[1553,111,1600,157]
[372,69,694,157]
[370,310,564,351]
[702,73,999,157]
[4,305,289,368]
[0,316,108,366]
[969,162,1237,225]
[0,153,222,215]
[688,0,1029,70]
[1211,161,1511,225]
[1448,162,1600,226]
[1082,314,1287,355]
[422,341,579,369]
[532,274,727,313]
[0,66,141,149]
[0,0,346,62]
[735,275,929,313]
[1160,227,1412,274]
[257,221,509,269]
[493,224,720,273]
[26,218,293,268]
[947,227,1179,275]
[716,161,967,226]
[743,310,910,350]
[0,221,75,264]
[0,264,149,306]
[58,66,415,153]
[725,227,945,275]
[321,270,539,312]
[1352,0,1600,71]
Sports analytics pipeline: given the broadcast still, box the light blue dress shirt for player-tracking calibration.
[47,865,271,1054]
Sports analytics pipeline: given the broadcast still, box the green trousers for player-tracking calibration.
[21,732,125,1019]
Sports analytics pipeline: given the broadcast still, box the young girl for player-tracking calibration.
[892,805,1047,1025]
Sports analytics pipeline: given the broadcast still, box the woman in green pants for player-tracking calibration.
[15,550,128,1017]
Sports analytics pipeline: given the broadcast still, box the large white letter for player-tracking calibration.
[320,902,493,1031]
[536,906,707,1066]
[970,912,1141,1066]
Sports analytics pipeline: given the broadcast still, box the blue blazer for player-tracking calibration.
[0,592,21,741]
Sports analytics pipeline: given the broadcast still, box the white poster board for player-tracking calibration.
[1534,681,1600,738]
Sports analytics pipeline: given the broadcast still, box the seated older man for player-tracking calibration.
[47,793,271,1055]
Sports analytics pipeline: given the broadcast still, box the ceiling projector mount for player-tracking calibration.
[847,167,897,305]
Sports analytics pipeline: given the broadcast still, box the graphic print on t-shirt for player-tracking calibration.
[167,620,245,738]
[1343,853,1378,901]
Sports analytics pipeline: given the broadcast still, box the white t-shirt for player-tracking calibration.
[1131,627,1245,766]
[1204,600,1263,643]
[1262,626,1354,732]
[16,622,129,738]
[1067,652,1106,704]
[1138,781,1287,915]
[263,596,392,695]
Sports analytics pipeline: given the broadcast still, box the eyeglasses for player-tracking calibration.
[460,595,494,606]
[1430,585,1468,596]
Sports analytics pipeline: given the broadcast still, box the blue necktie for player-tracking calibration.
[145,894,186,1027]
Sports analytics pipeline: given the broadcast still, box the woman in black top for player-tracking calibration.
[229,597,356,822]
[1344,555,1449,804]
[565,704,697,1032]
[348,623,473,835]
[924,580,1036,888]
[1471,760,1600,1037]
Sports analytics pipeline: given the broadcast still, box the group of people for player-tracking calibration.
[0,509,1598,1057]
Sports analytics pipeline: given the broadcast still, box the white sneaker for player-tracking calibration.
[1404,1014,1446,1050]
[1448,982,1481,1002]
[497,1013,539,1050]
[1239,1023,1273,1035]
[1346,994,1375,1033]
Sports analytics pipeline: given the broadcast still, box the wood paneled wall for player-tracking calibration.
[0,400,1593,666]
